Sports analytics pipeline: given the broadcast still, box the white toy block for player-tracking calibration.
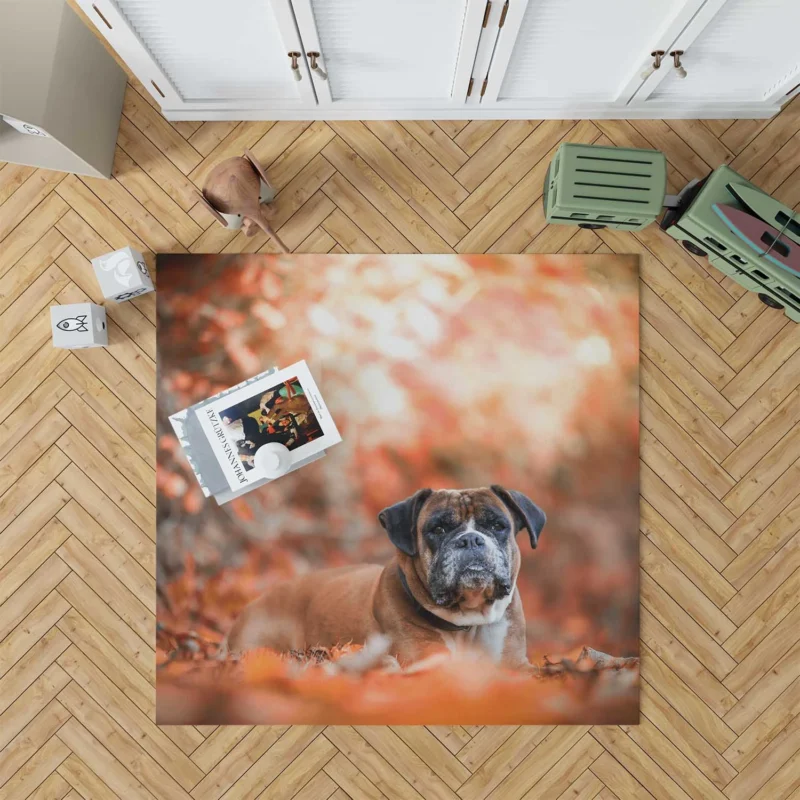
[91,246,154,302]
[50,303,107,349]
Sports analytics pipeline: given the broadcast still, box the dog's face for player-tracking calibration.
[379,486,546,613]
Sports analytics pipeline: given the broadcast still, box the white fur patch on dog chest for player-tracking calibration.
[475,618,510,662]
[440,616,510,663]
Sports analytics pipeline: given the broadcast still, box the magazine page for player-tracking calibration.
[169,366,281,497]
[213,451,326,505]
[195,360,341,491]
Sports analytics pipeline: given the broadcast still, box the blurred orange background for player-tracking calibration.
[157,253,639,670]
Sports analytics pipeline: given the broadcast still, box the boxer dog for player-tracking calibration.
[224,486,545,668]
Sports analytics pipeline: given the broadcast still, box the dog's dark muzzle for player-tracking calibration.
[452,533,497,572]
[455,531,487,551]
[453,551,511,598]
[429,533,512,606]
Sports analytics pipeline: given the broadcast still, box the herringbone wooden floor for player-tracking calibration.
[2,57,800,797]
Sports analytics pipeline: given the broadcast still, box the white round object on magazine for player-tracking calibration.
[254,442,292,478]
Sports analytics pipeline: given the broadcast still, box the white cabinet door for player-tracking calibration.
[636,0,800,110]
[289,0,486,109]
[481,0,706,110]
[75,0,316,112]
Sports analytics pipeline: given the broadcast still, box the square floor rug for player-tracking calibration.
[156,253,640,724]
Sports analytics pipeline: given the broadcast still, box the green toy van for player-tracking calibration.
[660,164,800,322]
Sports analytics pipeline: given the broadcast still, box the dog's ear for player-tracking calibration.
[378,488,433,557]
[491,485,546,548]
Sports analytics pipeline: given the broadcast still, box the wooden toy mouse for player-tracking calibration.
[197,149,288,253]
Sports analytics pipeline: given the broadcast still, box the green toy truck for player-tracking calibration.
[543,143,800,322]
[659,165,800,322]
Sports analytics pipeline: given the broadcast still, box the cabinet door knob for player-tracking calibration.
[670,50,687,79]
[288,52,302,81]
[307,52,328,81]
[640,50,665,81]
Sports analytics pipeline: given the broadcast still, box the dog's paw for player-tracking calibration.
[328,634,393,675]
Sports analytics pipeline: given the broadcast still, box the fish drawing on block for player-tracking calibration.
[712,204,800,277]
[56,315,89,333]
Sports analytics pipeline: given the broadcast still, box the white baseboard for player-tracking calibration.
[163,103,780,122]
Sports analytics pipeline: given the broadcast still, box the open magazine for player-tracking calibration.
[170,361,341,504]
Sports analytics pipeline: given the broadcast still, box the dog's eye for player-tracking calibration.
[490,521,505,531]
[432,525,446,536]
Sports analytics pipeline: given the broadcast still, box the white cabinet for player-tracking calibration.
[633,0,800,111]
[290,0,486,109]
[76,0,800,120]
[480,0,706,106]
[77,0,316,110]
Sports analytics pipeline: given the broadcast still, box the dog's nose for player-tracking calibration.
[457,533,485,549]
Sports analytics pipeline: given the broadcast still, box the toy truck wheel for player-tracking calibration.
[578,223,606,230]
[681,240,707,257]
[758,293,784,310]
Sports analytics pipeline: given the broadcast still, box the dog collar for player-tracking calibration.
[396,568,472,632]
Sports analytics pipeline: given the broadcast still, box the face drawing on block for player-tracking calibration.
[101,251,135,287]
[57,315,89,333]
